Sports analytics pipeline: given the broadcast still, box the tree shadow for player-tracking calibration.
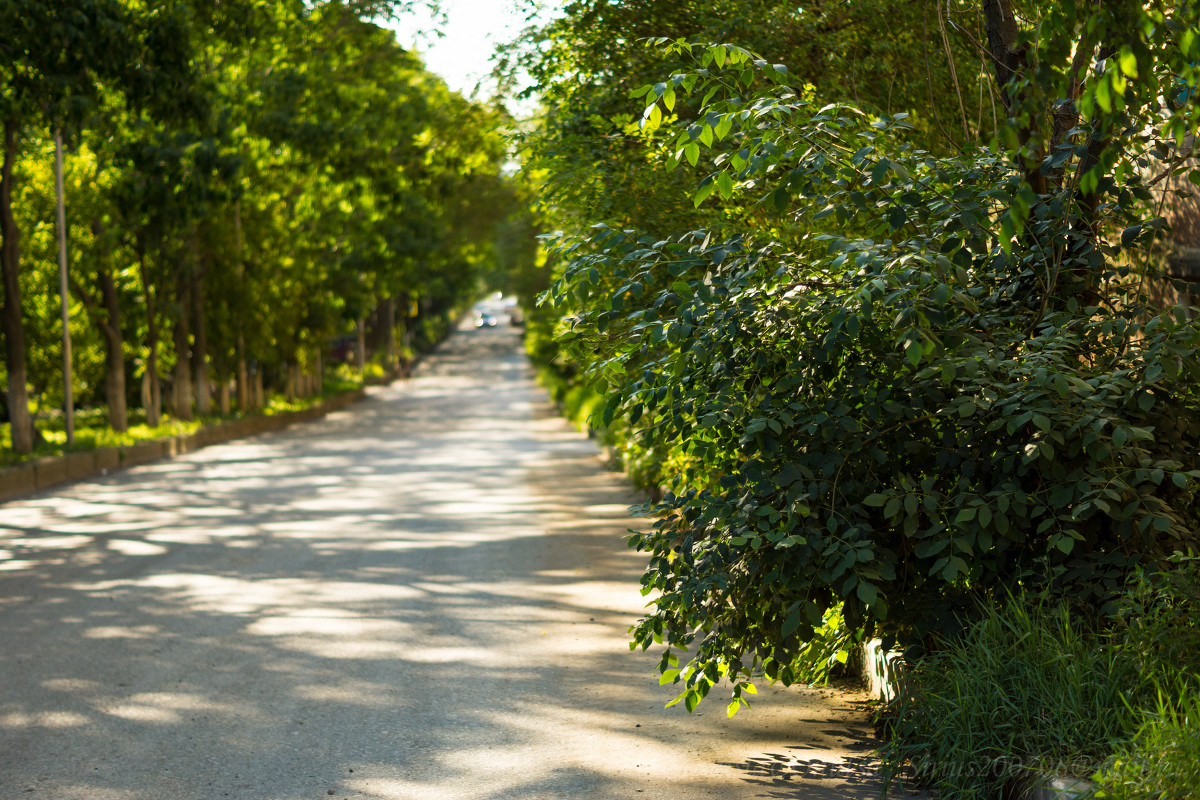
[0,327,898,800]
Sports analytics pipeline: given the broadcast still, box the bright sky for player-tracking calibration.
[387,0,546,104]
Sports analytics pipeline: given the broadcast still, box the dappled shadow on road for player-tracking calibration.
[0,323,893,800]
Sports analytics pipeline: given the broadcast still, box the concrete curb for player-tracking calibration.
[858,638,906,704]
[0,388,366,505]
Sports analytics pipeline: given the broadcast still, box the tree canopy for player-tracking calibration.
[0,0,520,454]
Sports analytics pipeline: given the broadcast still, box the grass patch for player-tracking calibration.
[1096,681,1200,799]
[878,598,1140,800]
[1,385,363,469]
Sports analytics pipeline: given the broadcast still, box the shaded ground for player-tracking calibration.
[0,320,900,800]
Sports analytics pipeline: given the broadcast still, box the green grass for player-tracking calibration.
[1096,681,1200,799]
[1,384,362,469]
[878,598,1141,800]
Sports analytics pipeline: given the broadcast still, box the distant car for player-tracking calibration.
[474,313,497,328]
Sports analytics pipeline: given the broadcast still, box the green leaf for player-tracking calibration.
[905,340,922,367]
[781,608,801,638]
[717,172,735,199]
[856,582,878,606]
[1118,48,1138,78]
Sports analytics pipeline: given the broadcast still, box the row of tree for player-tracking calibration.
[1,0,516,454]
[512,0,1200,712]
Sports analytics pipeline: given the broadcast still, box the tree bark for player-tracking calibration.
[356,316,366,380]
[191,267,210,415]
[172,294,193,421]
[982,0,1046,195]
[69,221,128,432]
[137,236,162,428]
[252,364,264,410]
[0,118,33,453]
[384,296,397,370]
[54,128,74,445]
[236,334,249,412]
[97,265,128,432]
[286,361,298,401]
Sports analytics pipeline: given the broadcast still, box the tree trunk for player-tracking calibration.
[356,316,366,380]
[137,239,162,428]
[982,0,1046,194]
[253,365,264,410]
[54,128,74,446]
[141,370,152,419]
[218,379,230,415]
[191,269,210,415]
[0,118,33,454]
[236,335,248,412]
[69,220,128,432]
[233,199,249,414]
[172,281,193,422]
[97,261,127,432]
[384,296,397,371]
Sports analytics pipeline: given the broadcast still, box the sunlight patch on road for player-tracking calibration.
[106,539,168,557]
[246,611,410,638]
[77,573,426,615]
[0,710,91,728]
[5,535,93,550]
[83,625,162,639]
[145,526,259,545]
[41,678,103,692]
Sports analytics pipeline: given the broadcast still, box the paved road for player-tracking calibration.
[0,321,893,800]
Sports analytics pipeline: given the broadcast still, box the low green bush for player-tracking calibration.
[878,597,1140,800]
[1096,681,1200,800]
[1111,552,1200,686]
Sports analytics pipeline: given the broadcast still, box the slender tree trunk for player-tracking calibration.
[218,379,230,415]
[192,269,210,415]
[233,199,249,414]
[137,238,162,428]
[236,335,248,412]
[0,118,33,453]
[69,220,128,432]
[97,260,127,432]
[982,0,1046,194]
[172,297,193,421]
[384,296,397,371]
[356,316,366,380]
[252,364,263,410]
[54,129,74,445]
[141,370,152,419]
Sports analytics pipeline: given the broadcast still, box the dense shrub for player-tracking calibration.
[544,35,1200,712]
[1111,552,1200,685]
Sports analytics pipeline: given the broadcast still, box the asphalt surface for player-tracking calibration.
[0,319,897,800]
